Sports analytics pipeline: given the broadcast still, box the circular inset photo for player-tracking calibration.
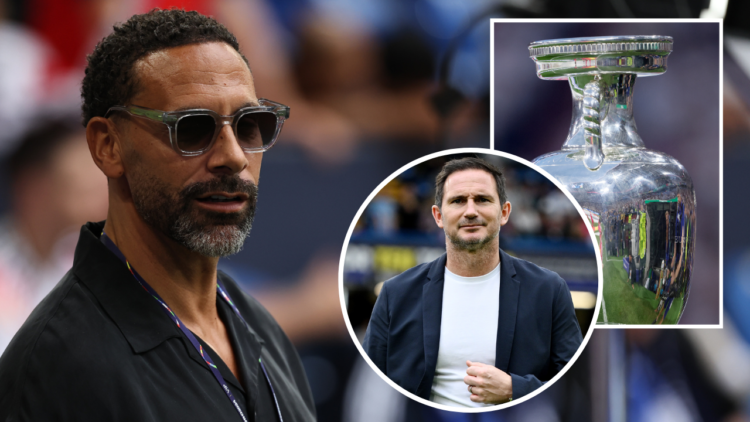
[339,149,602,411]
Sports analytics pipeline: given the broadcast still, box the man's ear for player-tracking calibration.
[86,117,124,179]
[499,201,512,226]
[432,204,444,229]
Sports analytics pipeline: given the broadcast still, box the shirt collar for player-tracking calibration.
[428,248,517,282]
[72,221,265,356]
[71,221,200,354]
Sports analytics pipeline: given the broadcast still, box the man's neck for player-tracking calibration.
[102,210,220,329]
[444,240,500,277]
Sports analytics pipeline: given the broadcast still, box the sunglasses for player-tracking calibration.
[105,99,290,156]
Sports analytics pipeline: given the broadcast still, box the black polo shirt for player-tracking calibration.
[0,222,316,421]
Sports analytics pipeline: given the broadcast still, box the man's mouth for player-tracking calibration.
[197,195,243,203]
[194,192,249,212]
[195,192,249,203]
[459,222,485,229]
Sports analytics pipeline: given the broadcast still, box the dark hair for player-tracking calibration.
[81,8,248,127]
[7,119,83,181]
[434,157,507,209]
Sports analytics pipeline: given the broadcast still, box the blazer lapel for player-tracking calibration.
[416,253,447,398]
[495,249,519,372]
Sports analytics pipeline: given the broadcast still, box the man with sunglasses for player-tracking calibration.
[0,9,314,422]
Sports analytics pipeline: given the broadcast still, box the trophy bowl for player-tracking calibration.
[530,36,695,325]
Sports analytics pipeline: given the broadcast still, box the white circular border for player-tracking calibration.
[338,148,603,413]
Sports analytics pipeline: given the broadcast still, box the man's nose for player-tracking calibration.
[464,200,478,218]
[207,124,249,175]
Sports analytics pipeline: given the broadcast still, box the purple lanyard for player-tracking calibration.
[100,232,283,422]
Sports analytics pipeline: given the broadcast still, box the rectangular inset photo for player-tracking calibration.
[490,19,722,327]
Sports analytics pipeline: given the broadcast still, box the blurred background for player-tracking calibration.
[343,152,598,346]
[0,0,747,420]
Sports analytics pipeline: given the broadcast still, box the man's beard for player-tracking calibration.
[446,220,499,252]
[130,173,258,257]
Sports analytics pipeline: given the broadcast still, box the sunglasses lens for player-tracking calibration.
[176,114,216,152]
[236,112,277,150]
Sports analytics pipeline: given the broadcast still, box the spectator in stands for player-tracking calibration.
[0,119,107,352]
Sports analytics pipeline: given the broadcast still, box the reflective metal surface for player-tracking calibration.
[530,36,695,325]
[529,35,673,80]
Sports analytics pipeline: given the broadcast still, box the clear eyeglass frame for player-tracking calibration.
[104,98,290,157]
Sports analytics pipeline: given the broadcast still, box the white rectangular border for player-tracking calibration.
[489,18,724,328]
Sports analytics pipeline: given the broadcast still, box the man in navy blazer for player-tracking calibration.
[363,157,583,406]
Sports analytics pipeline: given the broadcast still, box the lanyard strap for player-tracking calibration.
[100,232,283,422]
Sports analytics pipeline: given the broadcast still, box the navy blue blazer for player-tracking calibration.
[362,248,583,401]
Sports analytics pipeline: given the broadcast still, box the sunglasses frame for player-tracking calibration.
[105,98,290,156]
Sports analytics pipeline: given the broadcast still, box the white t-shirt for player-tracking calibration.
[429,263,500,407]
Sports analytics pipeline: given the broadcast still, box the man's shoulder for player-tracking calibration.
[381,257,441,295]
[0,269,125,364]
[0,271,128,417]
[2,270,89,352]
[506,253,565,288]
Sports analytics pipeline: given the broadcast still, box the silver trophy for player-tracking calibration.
[529,36,695,325]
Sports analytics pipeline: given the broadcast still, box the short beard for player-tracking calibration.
[130,172,258,257]
[447,228,499,252]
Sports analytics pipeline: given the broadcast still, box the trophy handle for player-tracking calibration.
[583,76,606,170]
